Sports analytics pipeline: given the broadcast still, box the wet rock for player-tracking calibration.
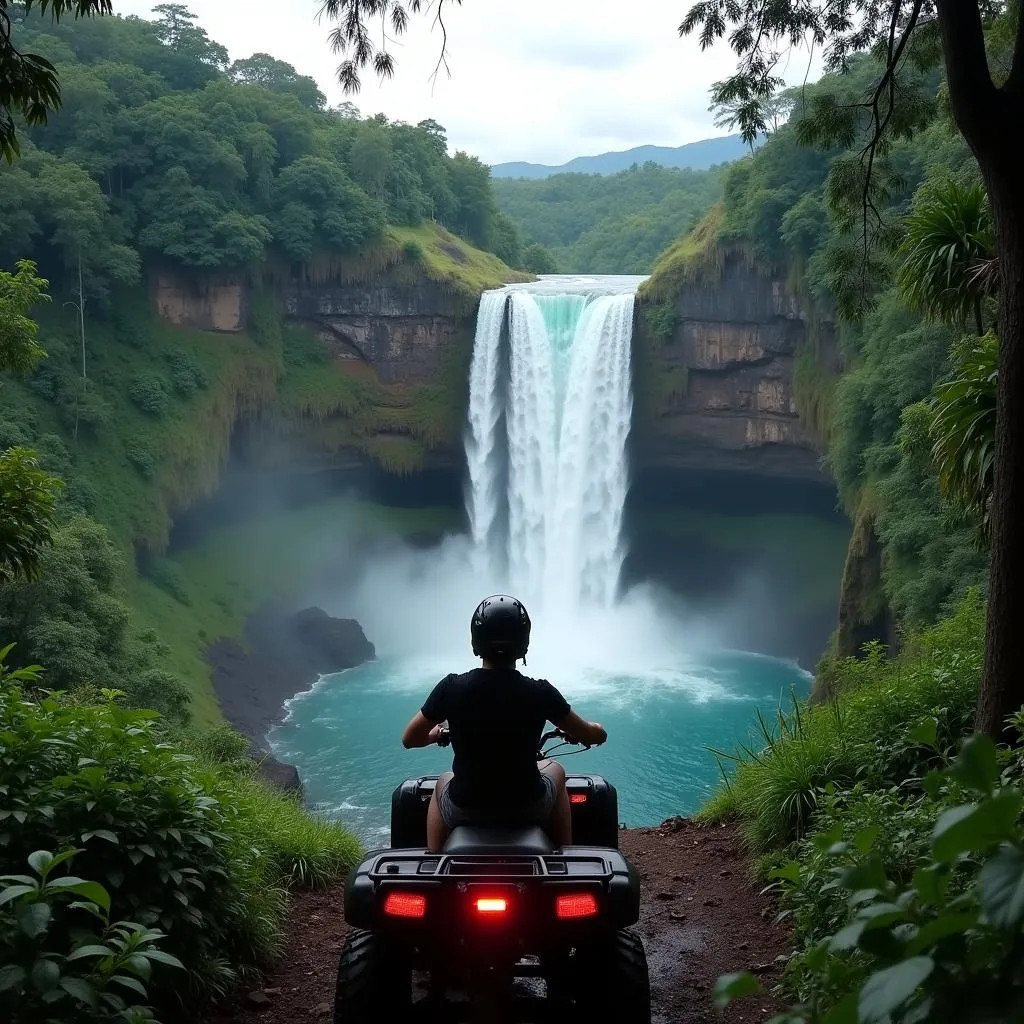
[257,754,302,795]
[656,891,679,901]
[245,991,272,1008]
[314,1001,332,1016]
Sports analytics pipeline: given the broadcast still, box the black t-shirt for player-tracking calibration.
[421,668,571,809]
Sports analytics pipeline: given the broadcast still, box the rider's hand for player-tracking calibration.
[428,724,448,746]
[590,722,607,745]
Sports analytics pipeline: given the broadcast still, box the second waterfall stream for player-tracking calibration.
[465,276,645,614]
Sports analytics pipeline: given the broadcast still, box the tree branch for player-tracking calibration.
[934,0,997,145]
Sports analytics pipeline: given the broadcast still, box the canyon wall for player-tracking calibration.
[633,259,839,482]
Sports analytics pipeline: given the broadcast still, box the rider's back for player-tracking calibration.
[423,667,570,811]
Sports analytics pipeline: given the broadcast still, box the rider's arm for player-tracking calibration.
[402,675,452,748]
[556,709,607,747]
[401,711,445,749]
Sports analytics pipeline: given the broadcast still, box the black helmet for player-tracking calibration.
[471,595,531,661]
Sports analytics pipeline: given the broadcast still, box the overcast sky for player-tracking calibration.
[116,1,820,166]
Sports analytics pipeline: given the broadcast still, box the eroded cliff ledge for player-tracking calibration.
[633,258,839,482]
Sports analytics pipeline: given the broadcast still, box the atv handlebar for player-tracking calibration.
[431,727,590,758]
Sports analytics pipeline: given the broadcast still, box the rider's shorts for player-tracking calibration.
[438,773,559,829]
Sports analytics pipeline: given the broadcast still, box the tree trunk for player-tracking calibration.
[977,156,1024,737]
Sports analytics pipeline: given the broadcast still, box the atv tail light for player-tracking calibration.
[383,891,427,918]
[475,897,508,914]
[556,892,599,919]
[569,793,588,804]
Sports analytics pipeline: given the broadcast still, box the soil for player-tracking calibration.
[205,817,788,1024]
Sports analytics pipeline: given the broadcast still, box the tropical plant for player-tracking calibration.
[897,180,996,335]
[929,332,998,534]
[0,259,49,372]
[0,848,183,1024]
[716,732,1024,1023]
[0,448,62,582]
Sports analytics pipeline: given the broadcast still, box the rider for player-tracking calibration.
[401,595,607,853]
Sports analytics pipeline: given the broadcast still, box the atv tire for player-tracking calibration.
[333,929,411,1023]
[572,928,651,1024]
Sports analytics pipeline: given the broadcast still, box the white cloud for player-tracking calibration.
[112,1,820,165]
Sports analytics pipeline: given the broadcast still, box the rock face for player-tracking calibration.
[151,272,246,332]
[208,602,375,745]
[634,260,839,481]
[286,282,474,384]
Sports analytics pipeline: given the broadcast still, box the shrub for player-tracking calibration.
[125,442,157,480]
[0,651,362,1015]
[166,352,208,397]
[403,240,425,261]
[128,374,169,418]
[0,848,183,1024]
[717,733,1024,1023]
[643,302,680,341]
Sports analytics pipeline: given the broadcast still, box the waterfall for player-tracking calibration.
[464,277,639,613]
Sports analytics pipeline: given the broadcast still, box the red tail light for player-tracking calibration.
[569,793,588,804]
[556,892,599,919]
[383,891,427,918]
[475,897,508,914]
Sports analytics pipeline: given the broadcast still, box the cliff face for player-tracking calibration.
[634,260,838,482]
[286,281,472,385]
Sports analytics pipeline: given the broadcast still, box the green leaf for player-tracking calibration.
[979,846,1024,928]
[111,974,148,998]
[858,957,934,1023]
[31,958,60,993]
[823,992,858,1024]
[908,717,938,749]
[947,735,999,793]
[28,850,54,876]
[82,830,118,845]
[713,971,761,1009]
[66,944,114,962]
[17,900,51,938]
[854,827,881,855]
[0,964,26,992]
[0,883,36,905]
[127,954,151,981]
[932,793,1022,861]
[770,860,802,884]
[59,976,96,1006]
[906,911,979,955]
[840,857,888,892]
[46,878,110,912]
[829,920,867,951]
[141,949,184,969]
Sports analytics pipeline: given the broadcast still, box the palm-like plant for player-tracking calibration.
[929,332,998,536]
[897,179,997,335]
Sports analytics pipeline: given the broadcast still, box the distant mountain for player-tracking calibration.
[491,135,754,179]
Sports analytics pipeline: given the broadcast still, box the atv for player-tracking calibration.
[336,729,650,1022]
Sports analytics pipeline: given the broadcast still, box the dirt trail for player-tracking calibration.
[206,819,788,1024]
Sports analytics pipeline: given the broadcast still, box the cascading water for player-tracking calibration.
[465,278,640,613]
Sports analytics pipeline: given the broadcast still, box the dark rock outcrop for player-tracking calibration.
[208,602,375,745]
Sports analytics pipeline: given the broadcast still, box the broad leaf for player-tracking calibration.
[59,976,96,1006]
[141,948,184,969]
[28,850,54,876]
[858,957,934,1022]
[906,911,979,955]
[947,735,999,793]
[0,964,26,992]
[17,900,51,938]
[66,944,114,962]
[932,793,1022,861]
[908,717,938,749]
[30,958,60,993]
[46,878,110,911]
[111,973,148,998]
[0,883,36,906]
[979,845,1024,928]
[713,971,761,1008]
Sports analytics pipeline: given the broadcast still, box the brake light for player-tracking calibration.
[383,891,427,918]
[569,793,588,804]
[556,892,599,919]
[475,897,508,914]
